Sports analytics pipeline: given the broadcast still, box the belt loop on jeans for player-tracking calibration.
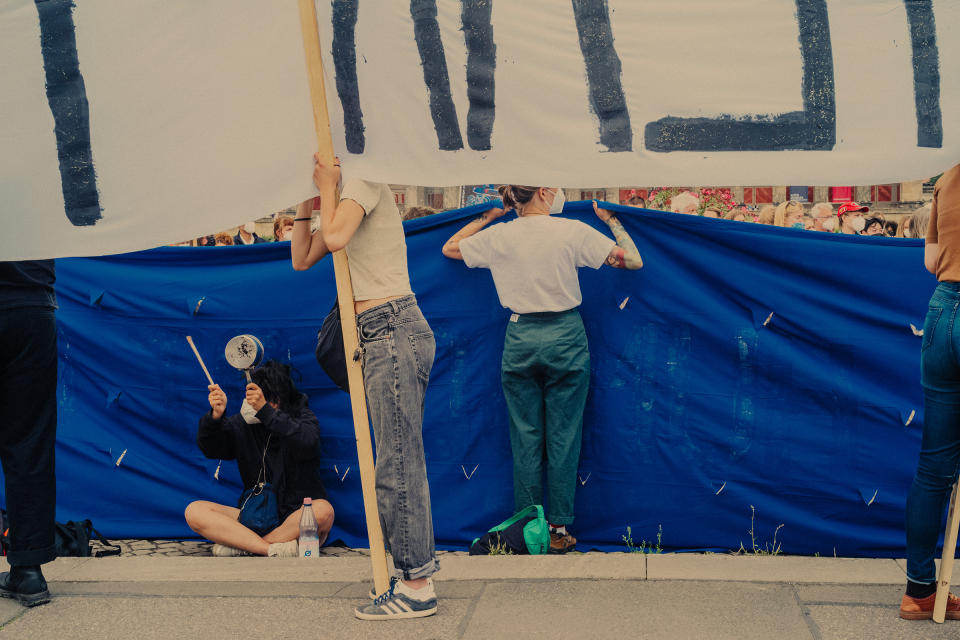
[388,294,416,314]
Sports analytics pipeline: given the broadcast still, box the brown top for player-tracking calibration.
[927,164,960,282]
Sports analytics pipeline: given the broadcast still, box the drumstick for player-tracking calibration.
[185,336,215,386]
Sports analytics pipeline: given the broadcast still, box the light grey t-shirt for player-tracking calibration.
[339,178,413,301]
[459,215,615,314]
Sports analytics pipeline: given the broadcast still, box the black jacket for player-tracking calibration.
[233,232,268,245]
[0,260,56,310]
[198,394,327,520]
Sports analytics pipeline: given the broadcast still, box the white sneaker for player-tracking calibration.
[211,543,251,557]
[267,540,299,557]
[355,578,437,620]
[368,576,400,599]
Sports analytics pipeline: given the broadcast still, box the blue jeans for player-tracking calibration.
[357,295,438,580]
[906,281,960,583]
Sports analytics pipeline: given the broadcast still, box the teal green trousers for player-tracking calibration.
[500,309,590,525]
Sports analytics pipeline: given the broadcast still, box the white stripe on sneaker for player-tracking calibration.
[355,599,437,620]
[396,600,413,612]
[385,602,403,615]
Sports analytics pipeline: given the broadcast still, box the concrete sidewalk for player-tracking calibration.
[0,554,956,639]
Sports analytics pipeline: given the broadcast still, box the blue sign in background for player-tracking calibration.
[25,201,936,555]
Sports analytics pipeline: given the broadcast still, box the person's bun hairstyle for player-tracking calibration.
[497,185,516,210]
[497,185,538,213]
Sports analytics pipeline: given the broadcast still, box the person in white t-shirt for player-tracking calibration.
[442,185,642,553]
[290,155,439,621]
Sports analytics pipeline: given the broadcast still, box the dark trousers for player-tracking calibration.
[0,306,57,566]
[501,309,590,525]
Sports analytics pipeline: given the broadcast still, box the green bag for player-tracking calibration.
[469,505,550,555]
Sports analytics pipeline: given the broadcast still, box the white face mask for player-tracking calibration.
[240,399,261,424]
[820,217,837,231]
[548,188,565,214]
[849,216,866,233]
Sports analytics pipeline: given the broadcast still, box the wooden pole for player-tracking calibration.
[297,0,390,594]
[934,481,960,623]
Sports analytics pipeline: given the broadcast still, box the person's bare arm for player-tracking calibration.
[441,208,504,260]
[321,198,365,253]
[925,242,939,274]
[290,199,330,271]
[593,201,643,269]
[311,154,366,253]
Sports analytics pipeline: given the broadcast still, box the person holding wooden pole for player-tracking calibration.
[290,156,439,621]
[901,163,960,622]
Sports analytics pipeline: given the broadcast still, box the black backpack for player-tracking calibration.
[54,520,121,558]
[0,511,121,558]
[315,300,350,392]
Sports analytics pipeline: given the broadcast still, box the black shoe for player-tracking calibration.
[0,566,51,607]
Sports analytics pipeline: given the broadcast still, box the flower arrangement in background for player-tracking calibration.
[647,187,687,211]
[648,186,743,216]
[697,188,736,215]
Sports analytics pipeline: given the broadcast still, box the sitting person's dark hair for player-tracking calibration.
[250,360,301,416]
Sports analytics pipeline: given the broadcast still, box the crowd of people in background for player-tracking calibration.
[191,217,297,247]
[188,186,930,248]
[190,205,437,247]
[640,187,930,238]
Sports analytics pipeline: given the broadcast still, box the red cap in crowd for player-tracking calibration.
[837,201,869,217]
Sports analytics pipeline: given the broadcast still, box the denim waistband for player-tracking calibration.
[930,282,960,307]
[356,294,418,323]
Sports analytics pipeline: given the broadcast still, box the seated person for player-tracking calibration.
[184,360,334,556]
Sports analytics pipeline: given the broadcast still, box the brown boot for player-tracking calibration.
[549,530,576,554]
[899,591,960,620]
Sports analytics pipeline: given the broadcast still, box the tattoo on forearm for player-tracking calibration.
[606,247,626,268]
[605,215,643,269]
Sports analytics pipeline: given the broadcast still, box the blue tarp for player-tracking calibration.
[32,201,937,555]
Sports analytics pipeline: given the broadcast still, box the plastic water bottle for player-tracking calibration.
[298,497,320,559]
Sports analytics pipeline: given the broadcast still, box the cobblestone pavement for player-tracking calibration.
[92,539,214,557]
[92,539,468,558]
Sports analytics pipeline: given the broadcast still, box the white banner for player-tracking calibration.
[2,0,959,259]
[320,0,959,187]
[1,1,317,260]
